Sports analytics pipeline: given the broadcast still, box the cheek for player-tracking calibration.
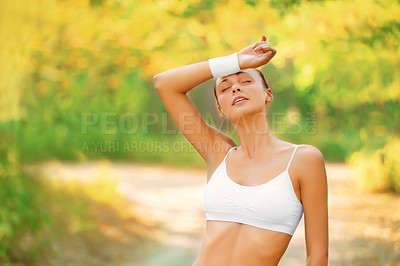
[219,94,231,108]
[247,85,264,98]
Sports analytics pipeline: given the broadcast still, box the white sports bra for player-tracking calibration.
[203,145,304,236]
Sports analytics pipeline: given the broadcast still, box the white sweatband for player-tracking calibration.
[208,52,241,79]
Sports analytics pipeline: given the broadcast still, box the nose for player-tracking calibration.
[232,85,241,93]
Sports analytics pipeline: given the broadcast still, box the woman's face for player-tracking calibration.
[215,69,273,120]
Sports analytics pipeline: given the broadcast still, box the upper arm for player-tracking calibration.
[153,63,235,163]
[155,89,234,162]
[297,145,329,261]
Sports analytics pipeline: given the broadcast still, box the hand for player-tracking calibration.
[237,35,277,69]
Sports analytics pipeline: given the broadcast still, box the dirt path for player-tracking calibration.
[27,161,399,265]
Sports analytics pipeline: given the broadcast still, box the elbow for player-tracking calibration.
[153,73,161,82]
[153,73,169,92]
[153,74,162,91]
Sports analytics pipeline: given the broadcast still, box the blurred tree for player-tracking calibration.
[0,0,397,163]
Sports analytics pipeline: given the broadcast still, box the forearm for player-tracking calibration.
[153,61,213,94]
[153,35,276,94]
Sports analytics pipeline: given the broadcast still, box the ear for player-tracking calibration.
[264,88,273,104]
[217,104,225,118]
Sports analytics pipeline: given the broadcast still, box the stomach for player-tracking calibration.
[193,220,293,266]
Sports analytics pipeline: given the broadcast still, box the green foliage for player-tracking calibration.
[347,137,400,194]
[0,0,398,263]
[1,0,399,164]
[270,0,302,10]
[0,162,49,261]
[0,157,131,263]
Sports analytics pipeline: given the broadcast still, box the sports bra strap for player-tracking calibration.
[286,145,300,171]
[226,145,302,172]
[225,146,237,160]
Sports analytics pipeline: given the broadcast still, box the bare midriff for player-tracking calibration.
[192,220,292,266]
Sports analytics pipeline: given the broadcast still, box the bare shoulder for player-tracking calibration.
[295,144,326,181]
[296,144,325,161]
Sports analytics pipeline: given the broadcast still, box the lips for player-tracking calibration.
[232,95,248,106]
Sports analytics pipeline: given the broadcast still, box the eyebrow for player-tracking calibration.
[218,71,248,87]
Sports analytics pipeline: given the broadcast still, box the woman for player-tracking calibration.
[153,35,329,266]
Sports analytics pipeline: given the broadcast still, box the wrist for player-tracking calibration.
[208,52,241,79]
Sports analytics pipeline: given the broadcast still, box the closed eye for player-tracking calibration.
[243,80,252,83]
[222,87,230,92]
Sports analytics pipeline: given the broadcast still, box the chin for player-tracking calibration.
[228,106,266,122]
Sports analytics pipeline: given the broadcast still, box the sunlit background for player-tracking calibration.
[1,0,399,265]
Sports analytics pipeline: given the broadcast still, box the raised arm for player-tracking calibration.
[153,61,212,94]
[153,61,232,163]
[152,35,276,163]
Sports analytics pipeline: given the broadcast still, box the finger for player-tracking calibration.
[261,35,267,42]
[253,42,271,51]
[254,43,272,50]
[254,46,271,54]
[264,46,276,54]
[257,44,276,53]
[263,49,277,59]
[254,44,273,53]
[251,39,268,49]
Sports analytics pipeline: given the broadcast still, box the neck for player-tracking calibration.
[232,111,280,159]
